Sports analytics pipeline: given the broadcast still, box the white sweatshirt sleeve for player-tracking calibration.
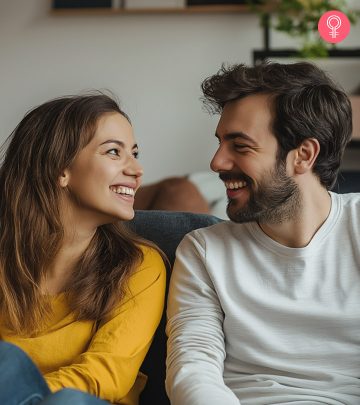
[166,232,240,405]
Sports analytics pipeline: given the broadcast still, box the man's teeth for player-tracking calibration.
[110,186,135,196]
[225,181,247,190]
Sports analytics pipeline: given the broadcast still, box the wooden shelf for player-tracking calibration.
[50,5,253,15]
[349,140,360,148]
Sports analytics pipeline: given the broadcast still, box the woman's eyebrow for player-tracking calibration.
[99,140,138,150]
[100,139,125,147]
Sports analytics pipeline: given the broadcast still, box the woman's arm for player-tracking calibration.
[44,247,166,404]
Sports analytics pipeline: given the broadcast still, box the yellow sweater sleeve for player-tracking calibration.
[44,246,166,404]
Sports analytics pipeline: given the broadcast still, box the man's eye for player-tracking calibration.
[234,144,249,151]
[133,151,139,159]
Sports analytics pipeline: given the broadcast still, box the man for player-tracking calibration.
[165,62,360,404]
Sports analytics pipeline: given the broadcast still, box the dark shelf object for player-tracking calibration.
[50,4,254,14]
[253,48,360,65]
[333,170,360,193]
[187,0,254,4]
[349,140,360,149]
[53,0,111,8]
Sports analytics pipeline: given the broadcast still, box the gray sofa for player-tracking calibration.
[128,210,223,405]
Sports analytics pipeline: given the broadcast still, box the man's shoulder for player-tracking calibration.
[193,219,233,232]
[335,192,360,215]
[336,191,360,204]
[187,220,246,243]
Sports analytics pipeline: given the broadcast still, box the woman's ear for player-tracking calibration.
[59,169,70,188]
[293,138,320,175]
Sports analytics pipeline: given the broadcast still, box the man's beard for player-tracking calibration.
[224,161,301,225]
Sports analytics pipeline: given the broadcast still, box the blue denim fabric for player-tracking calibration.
[40,389,107,405]
[0,341,108,405]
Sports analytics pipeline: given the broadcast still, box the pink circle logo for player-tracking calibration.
[318,10,351,43]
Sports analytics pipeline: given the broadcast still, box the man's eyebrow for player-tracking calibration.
[100,140,138,149]
[215,132,259,147]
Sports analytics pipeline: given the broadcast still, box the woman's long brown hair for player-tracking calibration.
[0,93,158,335]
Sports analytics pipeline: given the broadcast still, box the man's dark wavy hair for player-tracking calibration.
[201,61,352,189]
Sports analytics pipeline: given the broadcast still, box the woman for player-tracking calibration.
[0,94,166,405]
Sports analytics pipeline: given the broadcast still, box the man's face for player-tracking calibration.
[210,94,300,224]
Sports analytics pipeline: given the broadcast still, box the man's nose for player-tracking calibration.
[210,146,234,173]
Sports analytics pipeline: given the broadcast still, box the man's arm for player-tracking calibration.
[166,232,240,405]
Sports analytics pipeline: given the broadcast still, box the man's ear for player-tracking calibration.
[293,138,320,175]
[59,169,70,188]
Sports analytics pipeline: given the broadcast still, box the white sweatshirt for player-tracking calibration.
[166,192,360,405]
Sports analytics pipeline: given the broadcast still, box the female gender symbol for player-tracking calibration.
[327,15,341,39]
[318,10,351,44]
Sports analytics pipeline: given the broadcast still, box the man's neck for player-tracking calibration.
[258,186,331,248]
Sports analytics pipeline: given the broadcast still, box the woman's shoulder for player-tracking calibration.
[130,244,166,288]
[139,244,165,266]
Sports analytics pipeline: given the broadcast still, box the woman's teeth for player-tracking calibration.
[110,186,135,196]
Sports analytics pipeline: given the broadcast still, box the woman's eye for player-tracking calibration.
[107,148,120,156]
[133,151,139,159]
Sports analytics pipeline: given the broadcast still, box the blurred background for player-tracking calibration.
[1,0,359,184]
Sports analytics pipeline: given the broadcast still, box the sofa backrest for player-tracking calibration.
[127,210,223,405]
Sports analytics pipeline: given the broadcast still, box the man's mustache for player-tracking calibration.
[219,172,253,185]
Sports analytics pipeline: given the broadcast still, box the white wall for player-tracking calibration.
[1,0,359,182]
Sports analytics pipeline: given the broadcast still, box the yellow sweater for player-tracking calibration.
[1,246,166,404]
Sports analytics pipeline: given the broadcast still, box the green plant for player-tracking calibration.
[251,0,359,58]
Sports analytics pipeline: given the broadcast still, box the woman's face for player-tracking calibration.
[60,112,143,226]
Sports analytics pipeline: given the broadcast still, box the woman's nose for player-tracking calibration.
[125,155,143,178]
